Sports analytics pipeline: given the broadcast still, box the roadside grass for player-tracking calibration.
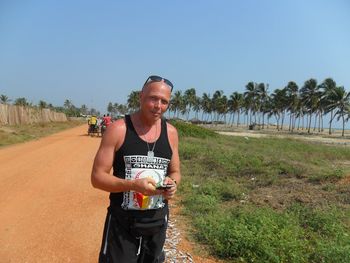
[0,120,84,148]
[171,120,350,263]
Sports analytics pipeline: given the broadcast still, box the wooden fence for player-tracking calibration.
[0,104,67,125]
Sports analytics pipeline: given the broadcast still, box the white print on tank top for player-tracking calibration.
[122,155,170,210]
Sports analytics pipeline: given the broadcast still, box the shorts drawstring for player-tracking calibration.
[103,213,112,255]
[136,236,142,256]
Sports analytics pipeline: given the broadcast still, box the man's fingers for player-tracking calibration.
[146,177,156,186]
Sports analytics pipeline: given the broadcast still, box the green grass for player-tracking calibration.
[192,205,350,263]
[0,120,84,148]
[173,122,350,263]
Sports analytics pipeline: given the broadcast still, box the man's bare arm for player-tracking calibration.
[163,123,181,200]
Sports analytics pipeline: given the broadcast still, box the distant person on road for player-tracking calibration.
[88,115,98,133]
[91,75,181,263]
[97,116,103,127]
[103,113,112,127]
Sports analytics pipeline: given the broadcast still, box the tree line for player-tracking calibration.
[119,77,349,136]
[0,96,100,118]
[2,77,349,136]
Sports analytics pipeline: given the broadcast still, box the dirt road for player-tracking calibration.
[0,125,109,262]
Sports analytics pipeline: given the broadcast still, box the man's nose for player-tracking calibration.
[154,99,161,107]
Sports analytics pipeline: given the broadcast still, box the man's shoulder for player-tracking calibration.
[109,118,126,130]
[166,121,178,137]
[101,118,127,148]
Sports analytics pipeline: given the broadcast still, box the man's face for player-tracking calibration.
[140,81,171,121]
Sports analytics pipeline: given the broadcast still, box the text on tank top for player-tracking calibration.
[110,115,173,210]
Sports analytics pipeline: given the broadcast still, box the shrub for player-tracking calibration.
[169,120,217,139]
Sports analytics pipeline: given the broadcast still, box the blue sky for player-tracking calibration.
[1,0,349,121]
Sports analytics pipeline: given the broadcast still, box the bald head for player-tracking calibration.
[142,75,173,93]
[141,81,171,98]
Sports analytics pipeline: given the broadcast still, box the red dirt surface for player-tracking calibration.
[0,125,219,263]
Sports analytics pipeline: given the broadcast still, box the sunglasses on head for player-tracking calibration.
[143,75,173,92]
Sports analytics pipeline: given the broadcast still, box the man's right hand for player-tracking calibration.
[133,177,158,196]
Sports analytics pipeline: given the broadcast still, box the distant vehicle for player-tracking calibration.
[87,115,101,137]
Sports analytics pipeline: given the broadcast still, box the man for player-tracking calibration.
[103,113,112,127]
[91,75,181,263]
[88,115,98,134]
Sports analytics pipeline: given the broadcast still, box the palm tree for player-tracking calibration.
[270,88,287,130]
[320,78,337,134]
[229,92,244,126]
[170,91,183,118]
[62,99,80,117]
[244,82,259,125]
[192,96,201,120]
[113,103,119,116]
[38,100,47,109]
[127,91,140,113]
[285,81,299,132]
[117,104,128,116]
[257,83,269,128]
[212,90,224,123]
[14,97,29,106]
[64,99,72,109]
[300,79,321,133]
[90,108,98,116]
[107,102,114,115]
[217,95,229,123]
[80,104,88,115]
[262,96,273,129]
[326,86,350,136]
[201,93,212,122]
[0,94,11,104]
[183,88,197,120]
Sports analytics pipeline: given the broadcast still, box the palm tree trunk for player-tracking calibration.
[318,112,321,132]
[313,113,317,131]
[228,113,232,126]
[289,114,292,131]
[262,113,265,129]
[254,111,257,124]
[281,111,285,130]
[237,111,240,127]
[308,113,312,133]
[328,110,333,135]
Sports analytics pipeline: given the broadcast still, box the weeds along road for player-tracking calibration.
[0,125,108,262]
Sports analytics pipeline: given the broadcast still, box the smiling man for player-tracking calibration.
[91,75,181,263]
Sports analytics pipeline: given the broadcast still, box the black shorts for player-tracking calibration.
[98,206,168,263]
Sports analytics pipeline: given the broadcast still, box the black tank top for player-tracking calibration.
[110,115,173,210]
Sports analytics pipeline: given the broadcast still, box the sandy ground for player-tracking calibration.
[217,130,350,146]
[0,125,219,263]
